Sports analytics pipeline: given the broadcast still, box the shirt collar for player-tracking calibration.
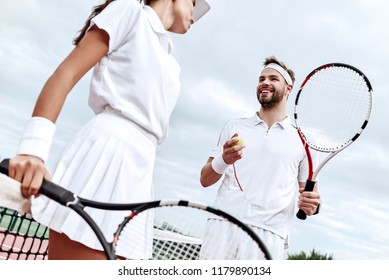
[144,5,173,53]
[253,113,291,129]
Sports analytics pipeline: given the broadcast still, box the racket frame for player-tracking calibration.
[294,63,373,220]
[0,158,272,260]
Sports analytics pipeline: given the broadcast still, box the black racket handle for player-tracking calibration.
[0,158,9,176]
[40,178,76,206]
[296,179,316,220]
[0,158,75,206]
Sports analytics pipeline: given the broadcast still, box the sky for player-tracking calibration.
[1,0,388,260]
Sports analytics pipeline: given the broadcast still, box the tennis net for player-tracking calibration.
[0,206,49,260]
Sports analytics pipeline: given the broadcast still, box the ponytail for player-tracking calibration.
[73,0,145,45]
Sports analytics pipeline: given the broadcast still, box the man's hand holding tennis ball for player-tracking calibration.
[220,133,246,165]
[231,135,245,147]
[206,133,246,179]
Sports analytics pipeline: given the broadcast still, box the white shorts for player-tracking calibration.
[31,109,157,259]
[199,219,285,260]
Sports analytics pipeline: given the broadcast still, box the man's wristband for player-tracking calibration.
[211,154,229,175]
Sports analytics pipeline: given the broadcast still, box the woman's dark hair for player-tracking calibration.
[73,0,150,45]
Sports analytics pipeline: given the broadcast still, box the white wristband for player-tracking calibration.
[17,117,56,162]
[211,154,229,175]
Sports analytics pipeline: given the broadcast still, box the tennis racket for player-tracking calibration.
[294,63,373,220]
[0,158,272,260]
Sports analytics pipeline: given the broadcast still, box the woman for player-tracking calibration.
[8,0,210,259]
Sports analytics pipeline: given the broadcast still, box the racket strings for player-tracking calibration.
[114,206,268,260]
[296,66,372,151]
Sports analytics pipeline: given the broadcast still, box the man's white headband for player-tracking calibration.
[264,63,293,85]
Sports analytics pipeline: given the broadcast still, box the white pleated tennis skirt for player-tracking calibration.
[31,108,157,259]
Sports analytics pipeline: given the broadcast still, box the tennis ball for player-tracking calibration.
[231,136,245,146]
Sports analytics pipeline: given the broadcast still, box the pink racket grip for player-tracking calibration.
[296,180,316,220]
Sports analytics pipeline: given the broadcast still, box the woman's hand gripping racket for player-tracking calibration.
[0,158,272,260]
[294,63,373,220]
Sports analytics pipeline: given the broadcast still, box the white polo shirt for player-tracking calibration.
[88,0,181,144]
[210,114,310,238]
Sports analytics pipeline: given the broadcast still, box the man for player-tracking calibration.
[199,56,320,259]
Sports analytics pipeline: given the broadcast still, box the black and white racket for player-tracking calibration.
[294,63,373,220]
[0,158,272,260]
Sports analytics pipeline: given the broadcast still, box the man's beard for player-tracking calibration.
[257,89,284,110]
